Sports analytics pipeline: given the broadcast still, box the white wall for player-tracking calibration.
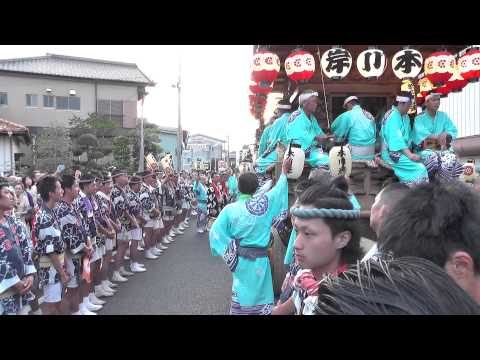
[0,136,19,175]
[438,81,480,138]
[0,74,139,128]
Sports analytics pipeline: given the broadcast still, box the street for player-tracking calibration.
[101,223,232,315]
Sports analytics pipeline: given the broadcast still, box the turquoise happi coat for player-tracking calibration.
[255,112,291,174]
[412,110,458,160]
[209,174,288,307]
[285,108,330,168]
[227,175,238,201]
[331,105,376,160]
[257,125,273,158]
[193,180,208,212]
[380,106,428,185]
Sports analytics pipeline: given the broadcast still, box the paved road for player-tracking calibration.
[101,222,232,315]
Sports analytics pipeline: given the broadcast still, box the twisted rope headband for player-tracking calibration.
[291,206,360,219]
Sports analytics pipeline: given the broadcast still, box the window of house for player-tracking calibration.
[0,92,7,105]
[56,96,81,110]
[97,99,123,127]
[26,94,38,107]
[43,95,55,108]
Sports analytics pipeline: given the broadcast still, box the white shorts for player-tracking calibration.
[117,230,130,242]
[144,219,157,228]
[106,237,115,251]
[128,228,142,241]
[181,199,189,209]
[43,282,63,303]
[65,255,81,288]
[91,245,105,263]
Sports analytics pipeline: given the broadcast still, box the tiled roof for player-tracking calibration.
[0,118,29,134]
[0,53,155,86]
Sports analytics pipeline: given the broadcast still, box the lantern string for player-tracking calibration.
[316,46,331,130]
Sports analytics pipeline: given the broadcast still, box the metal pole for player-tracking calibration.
[177,58,182,172]
[8,132,14,176]
[138,97,145,172]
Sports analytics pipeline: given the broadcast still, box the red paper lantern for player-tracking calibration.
[251,51,280,84]
[424,51,455,87]
[447,61,468,93]
[249,80,272,95]
[285,50,315,82]
[459,49,480,83]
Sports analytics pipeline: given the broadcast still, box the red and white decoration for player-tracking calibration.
[285,50,316,82]
[356,48,386,79]
[251,51,281,84]
[424,51,455,86]
[447,61,468,93]
[459,49,480,83]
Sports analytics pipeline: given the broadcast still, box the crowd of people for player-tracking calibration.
[208,89,480,315]
[0,164,239,315]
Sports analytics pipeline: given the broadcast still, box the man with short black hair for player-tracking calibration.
[379,180,480,304]
[111,170,137,282]
[126,176,147,273]
[138,170,163,260]
[55,175,96,315]
[0,178,36,315]
[361,182,410,262]
[34,175,68,315]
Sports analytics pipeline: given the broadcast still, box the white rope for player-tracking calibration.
[317,46,331,129]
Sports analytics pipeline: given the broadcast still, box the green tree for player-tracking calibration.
[112,136,132,170]
[34,122,73,173]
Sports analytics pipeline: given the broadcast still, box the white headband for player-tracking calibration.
[277,104,291,110]
[396,96,411,103]
[299,92,318,104]
[425,93,440,102]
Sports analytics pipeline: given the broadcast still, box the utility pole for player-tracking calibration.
[138,96,145,172]
[173,58,182,172]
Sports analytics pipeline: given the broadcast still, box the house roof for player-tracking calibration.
[0,53,155,86]
[0,118,29,135]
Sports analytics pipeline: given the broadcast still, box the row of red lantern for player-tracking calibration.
[416,50,480,105]
[425,49,480,87]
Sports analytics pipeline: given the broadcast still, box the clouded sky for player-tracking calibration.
[0,45,258,151]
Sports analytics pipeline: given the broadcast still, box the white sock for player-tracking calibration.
[72,310,82,315]
[83,296,90,306]
[31,309,43,315]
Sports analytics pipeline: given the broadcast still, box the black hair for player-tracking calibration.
[60,175,76,191]
[297,181,362,265]
[37,175,59,202]
[393,91,413,107]
[379,181,480,274]
[314,257,480,315]
[0,178,9,198]
[377,182,410,208]
[21,176,32,190]
[238,173,259,195]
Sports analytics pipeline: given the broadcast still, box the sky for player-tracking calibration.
[0,45,260,151]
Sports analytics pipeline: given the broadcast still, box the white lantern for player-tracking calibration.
[356,48,387,79]
[392,49,423,79]
[329,146,352,177]
[284,145,305,179]
[321,48,352,79]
